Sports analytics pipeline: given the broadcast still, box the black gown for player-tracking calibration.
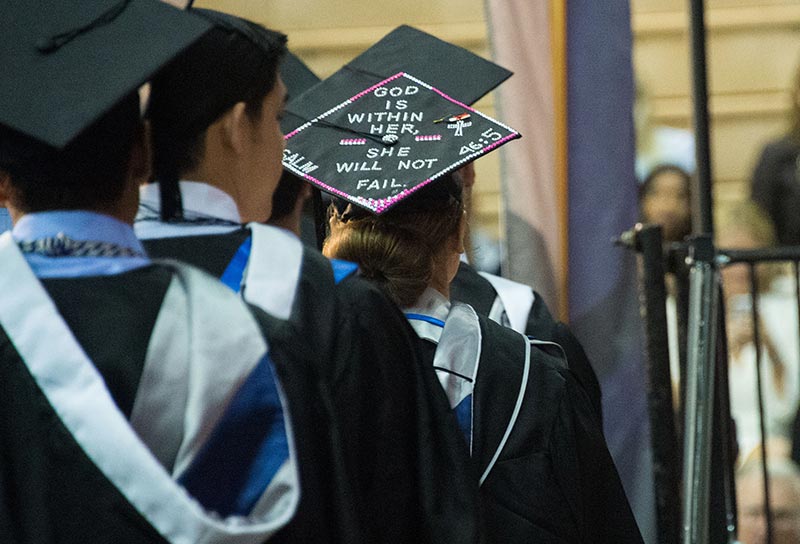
[144,229,481,544]
[0,267,173,543]
[416,308,644,543]
[1,263,323,543]
[451,261,603,420]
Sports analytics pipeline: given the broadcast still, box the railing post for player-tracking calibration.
[682,234,720,544]
[631,223,682,544]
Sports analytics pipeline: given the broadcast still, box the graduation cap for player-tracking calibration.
[286,25,512,126]
[283,72,519,215]
[274,52,331,248]
[282,26,517,216]
[0,0,211,149]
[283,52,321,104]
[281,52,322,134]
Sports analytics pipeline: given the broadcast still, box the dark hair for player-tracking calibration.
[0,93,140,213]
[270,170,306,222]
[639,163,692,242]
[147,13,287,195]
[639,163,691,202]
[324,174,464,306]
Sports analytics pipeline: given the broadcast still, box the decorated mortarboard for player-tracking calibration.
[0,0,210,149]
[282,72,520,214]
[282,25,517,215]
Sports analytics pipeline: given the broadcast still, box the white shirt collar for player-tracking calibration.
[139,181,241,224]
[12,210,150,278]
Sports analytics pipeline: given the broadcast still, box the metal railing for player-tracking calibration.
[622,225,800,544]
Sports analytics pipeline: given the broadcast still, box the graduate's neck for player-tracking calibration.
[1,172,140,226]
[430,250,457,301]
[428,213,467,301]
[1,124,146,226]
[184,128,269,224]
[183,147,243,221]
[266,186,310,238]
[428,276,450,300]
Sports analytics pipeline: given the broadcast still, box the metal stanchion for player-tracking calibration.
[668,242,691,443]
[682,235,720,544]
[712,294,739,544]
[630,224,682,544]
[748,265,773,544]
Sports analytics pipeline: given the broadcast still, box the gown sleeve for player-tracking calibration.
[526,292,603,423]
[551,369,645,544]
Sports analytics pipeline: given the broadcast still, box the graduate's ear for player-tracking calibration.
[0,170,12,208]
[220,101,249,155]
[128,120,152,185]
[451,208,468,255]
[115,121,151,226]
[0,171,21,223]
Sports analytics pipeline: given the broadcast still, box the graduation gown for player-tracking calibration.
[142,222,480,544]
[407,295,643,543]
[451,261,603,420]
[0,236,303,544]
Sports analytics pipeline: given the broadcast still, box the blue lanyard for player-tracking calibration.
[329,258,359,284]
[405,313,445,328]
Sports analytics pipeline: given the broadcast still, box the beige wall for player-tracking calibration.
[198,0,800,237]
[632,0,800,224]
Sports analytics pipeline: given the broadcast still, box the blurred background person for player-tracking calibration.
[639,163,692,243]
[751,57,800,246]
[736,458,800,544]
[717,201,800,463]
[638,163,692,409]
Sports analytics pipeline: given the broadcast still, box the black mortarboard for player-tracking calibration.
[150,8,287,140]
[191,8,283,58]
[274,52,330,248]
[282,25,517,216]
[282,72,520,214]
[283,52,321,101]
[287,25,512,125]
[0,0,210,149]
[281,52,321,134]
